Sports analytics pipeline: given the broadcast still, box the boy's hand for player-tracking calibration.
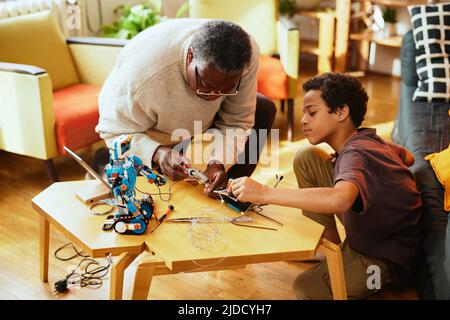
[227,177,268,204]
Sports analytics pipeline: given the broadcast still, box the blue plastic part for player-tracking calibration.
[105,134,167,235]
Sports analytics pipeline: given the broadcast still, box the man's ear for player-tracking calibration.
[187,47,194,65]
[336,104,351,122]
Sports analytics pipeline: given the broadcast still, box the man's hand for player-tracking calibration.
[227,177,269,204]
[152,146,191,181]
[203,160,227,197]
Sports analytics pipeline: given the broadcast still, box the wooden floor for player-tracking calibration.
[0,69,417,300]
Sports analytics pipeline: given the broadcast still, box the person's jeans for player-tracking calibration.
[227,93,276,178]
[415,163,450,300]
[445,215,450,293]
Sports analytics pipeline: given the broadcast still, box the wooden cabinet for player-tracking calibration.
[296,9,336,73]
[292,0,430,73]
[336,0,428,72]
[294,0,352,73]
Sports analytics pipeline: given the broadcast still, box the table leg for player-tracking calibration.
[110,252,138,300]
[131,255,167,300]
[39,215,49,283]
[131,264,155,300]
[318,238,347,300]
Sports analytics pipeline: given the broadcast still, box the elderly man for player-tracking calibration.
[96,19,276,196]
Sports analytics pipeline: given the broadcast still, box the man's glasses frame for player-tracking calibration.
[195,66,241,97]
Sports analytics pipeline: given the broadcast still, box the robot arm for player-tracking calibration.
[130,154,167,186]
[141,165,167,186]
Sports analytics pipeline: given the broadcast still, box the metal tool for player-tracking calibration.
[165,216,253,223]
[165,215,277,231]
[187,168,209,184]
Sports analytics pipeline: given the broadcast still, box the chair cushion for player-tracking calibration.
[0,11,79,91]
[257,55,288,100]
[53,84,101,155]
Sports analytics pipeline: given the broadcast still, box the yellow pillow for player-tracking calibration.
[425,145,450,212]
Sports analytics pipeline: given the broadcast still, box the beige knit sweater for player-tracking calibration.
[96,18,259,170]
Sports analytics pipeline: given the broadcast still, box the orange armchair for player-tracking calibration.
[0,11,126,182]
[189,0,300,140]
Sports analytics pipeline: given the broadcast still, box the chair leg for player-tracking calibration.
[318,238,347,300]
[287,99,294,142]
[42,159,59,183]
[280,99,285,113]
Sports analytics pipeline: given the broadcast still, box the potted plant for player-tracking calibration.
[101,0,188,39]
[279,0,296,17]
[382,7,397,37]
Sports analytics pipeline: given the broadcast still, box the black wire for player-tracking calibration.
[54,243,89,261]
[135,181,180,203]
[53,243,112,294]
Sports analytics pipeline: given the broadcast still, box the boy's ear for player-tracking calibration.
[187,47,194,65]
[336,104,350,122]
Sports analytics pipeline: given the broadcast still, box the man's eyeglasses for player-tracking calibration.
[195,67,241,97]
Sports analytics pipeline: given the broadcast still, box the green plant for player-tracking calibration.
[101,0,189,39]
[382,7,397,24]
[279,0,296,17]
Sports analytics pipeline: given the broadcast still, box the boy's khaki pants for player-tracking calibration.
[292,146,391,300]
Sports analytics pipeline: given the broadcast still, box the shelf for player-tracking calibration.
[350,30,402,47]
[351,0,428,7]
[295,9,335,19]
[295,8,337,73]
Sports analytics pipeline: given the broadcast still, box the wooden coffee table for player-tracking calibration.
[32,178,347,300]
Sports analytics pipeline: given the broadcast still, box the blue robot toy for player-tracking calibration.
[102,134,167,235]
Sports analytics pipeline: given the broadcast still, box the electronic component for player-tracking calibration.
[214,189,252,213]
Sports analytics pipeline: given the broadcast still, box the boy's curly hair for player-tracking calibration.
[303,73,368,128]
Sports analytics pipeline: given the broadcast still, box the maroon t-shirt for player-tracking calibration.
[334,128,421,287]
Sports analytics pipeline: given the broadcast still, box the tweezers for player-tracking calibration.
[165,216,252,223]
[165,216,278,231]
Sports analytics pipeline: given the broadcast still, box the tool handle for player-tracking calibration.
[151,205,175,233]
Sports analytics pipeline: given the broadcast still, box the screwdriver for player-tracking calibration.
[151,205,175,233]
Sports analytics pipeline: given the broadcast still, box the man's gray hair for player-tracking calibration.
[191,20,252,74]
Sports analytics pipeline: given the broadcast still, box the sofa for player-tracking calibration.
[0,11,126,182]
[392,31,450,299]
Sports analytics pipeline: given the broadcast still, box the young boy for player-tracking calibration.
[228,73,422,300]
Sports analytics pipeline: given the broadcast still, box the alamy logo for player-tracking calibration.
[171,121,280,175]
[366,265,381,290]
[66,5,81,30]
